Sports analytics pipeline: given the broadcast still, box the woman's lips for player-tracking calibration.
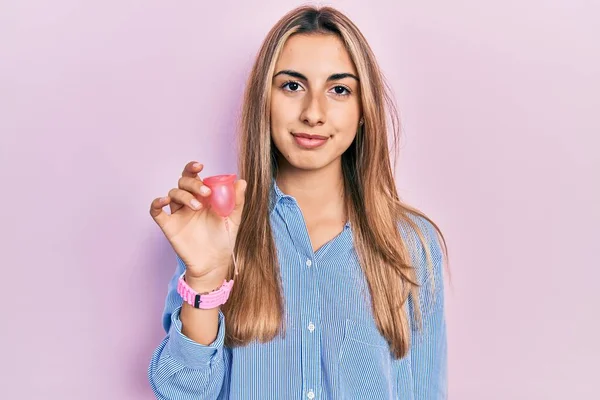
[291,133,329,149]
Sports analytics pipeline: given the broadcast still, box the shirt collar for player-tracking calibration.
[268,177,286,214]
[268,177,351,229]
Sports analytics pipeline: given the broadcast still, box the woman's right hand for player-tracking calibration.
[149,161,247,289]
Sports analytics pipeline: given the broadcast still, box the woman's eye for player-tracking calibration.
[282,81,301,91]
[333,86,350,95]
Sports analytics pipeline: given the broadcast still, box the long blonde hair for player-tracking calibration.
[222,5,448,359]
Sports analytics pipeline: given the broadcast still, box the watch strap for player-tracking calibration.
[177,272,234,309]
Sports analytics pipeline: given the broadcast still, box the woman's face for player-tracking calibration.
[270,33,362,173]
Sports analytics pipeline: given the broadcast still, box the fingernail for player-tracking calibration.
[190,199,201,209]
[200,186,210,195]
[193,162,202,168]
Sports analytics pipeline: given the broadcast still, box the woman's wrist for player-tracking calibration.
[184,273,228,294]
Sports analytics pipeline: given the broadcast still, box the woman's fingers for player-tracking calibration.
[182,161,204,178]
[178,176,211,197]
[170,162,204,213]
[168,188,203,211]
[149,196,171,227]
[152,162,208,224]
[233,179,248,210]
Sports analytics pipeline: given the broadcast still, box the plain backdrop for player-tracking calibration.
[1,0,598,398]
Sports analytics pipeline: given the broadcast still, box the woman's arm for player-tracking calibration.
[399,216,448,399]
[148,256,230,400]
[407,278,447,399]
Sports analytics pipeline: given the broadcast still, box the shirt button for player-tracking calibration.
[306,259,312,267]
[307,390,315,399]
[308,322,315,333]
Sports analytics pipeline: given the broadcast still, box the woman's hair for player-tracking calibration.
[222,5,448,359]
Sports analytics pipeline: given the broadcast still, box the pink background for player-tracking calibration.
[1,0,598,398]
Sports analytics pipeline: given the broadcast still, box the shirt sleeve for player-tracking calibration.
[400,215,449,399]
[148,255,229,399]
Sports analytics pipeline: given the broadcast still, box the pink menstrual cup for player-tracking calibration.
[202,174,237,217]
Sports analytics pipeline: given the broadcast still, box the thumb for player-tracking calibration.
[233,179,247,211]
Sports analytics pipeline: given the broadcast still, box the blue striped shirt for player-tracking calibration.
[148,180,447,399]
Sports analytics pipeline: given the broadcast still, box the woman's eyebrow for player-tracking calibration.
[273,69,359,82]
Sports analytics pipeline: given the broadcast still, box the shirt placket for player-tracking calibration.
[301,253,322,400]
[282,201,323,400]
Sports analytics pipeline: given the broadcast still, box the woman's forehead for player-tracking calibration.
[275,34,357,77]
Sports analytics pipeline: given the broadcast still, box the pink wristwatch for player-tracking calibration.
[177,272,234,309]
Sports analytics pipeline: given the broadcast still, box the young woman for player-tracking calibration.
[148,5,448,400]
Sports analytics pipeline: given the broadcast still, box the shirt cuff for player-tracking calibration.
[166,305,226,369]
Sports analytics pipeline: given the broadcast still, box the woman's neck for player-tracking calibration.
[275,161,346,223]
